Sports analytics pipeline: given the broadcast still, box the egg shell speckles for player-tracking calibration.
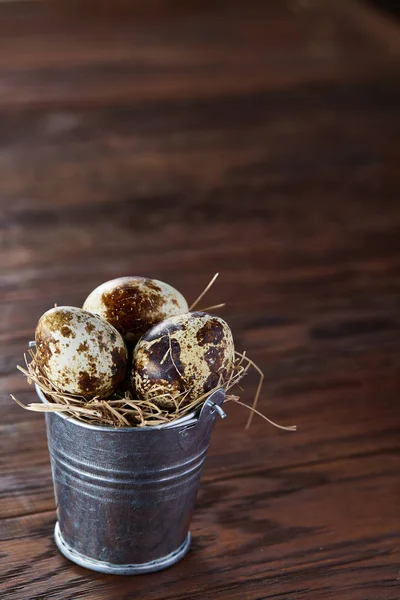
[132,311,235,409]
[82,277,188,342]
[35,306,128,399]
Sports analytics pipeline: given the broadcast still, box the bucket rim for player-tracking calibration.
[35,383,225,432]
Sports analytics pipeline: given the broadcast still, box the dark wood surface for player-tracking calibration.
[1,1,400,598]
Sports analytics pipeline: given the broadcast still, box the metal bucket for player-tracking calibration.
[36,385,226,575]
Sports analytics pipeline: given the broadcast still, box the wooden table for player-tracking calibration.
[1,1,399,598]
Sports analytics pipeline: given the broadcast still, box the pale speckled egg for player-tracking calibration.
[82,277,188,342]
[35,306,128,399]
[132,311,235,409]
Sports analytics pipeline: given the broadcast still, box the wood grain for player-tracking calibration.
[0,1,399,598]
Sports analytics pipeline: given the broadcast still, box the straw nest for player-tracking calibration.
[12,349,295,431]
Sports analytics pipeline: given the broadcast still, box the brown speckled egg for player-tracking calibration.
[35,306,128,399]
[82,277,188,342]
[132,311,234,409]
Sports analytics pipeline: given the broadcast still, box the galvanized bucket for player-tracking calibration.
[36,384,226,575]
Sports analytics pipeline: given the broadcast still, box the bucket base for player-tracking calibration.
[54,522,191,575]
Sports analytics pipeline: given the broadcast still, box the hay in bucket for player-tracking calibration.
[12,349,295,430]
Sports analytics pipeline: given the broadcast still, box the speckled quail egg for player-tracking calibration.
[35,306,128,399]
[132,311,235,409]
[82,277,188,342]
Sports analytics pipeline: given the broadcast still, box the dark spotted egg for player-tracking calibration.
[35,306,128,399]
[132,312,235,409]
[82,277,188,342]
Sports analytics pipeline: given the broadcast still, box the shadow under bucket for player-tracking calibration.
[36,384,226,575]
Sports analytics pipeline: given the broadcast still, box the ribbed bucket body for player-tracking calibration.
[38,386,225,574]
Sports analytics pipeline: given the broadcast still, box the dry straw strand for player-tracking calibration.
[225,395,297,432]
[189,272,219,311]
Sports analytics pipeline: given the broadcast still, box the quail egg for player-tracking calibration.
[82,277,188,342]
[132,311,234,409]
[35,306,128,399]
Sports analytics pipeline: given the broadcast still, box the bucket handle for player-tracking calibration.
[197,387,226,422]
